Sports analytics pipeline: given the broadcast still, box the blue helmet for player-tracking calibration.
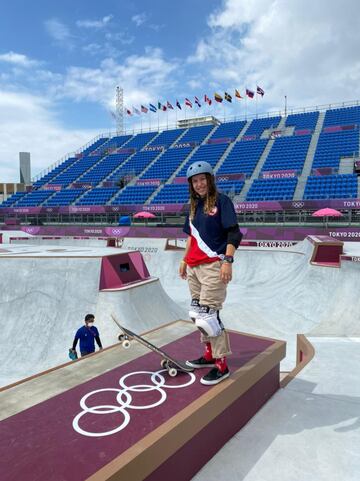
[186,161,213,180]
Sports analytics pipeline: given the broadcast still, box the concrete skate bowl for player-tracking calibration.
[0,246,186,387]
[119,236,360,340]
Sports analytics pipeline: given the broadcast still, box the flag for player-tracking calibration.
[176,99,182,110]
[125,108,132,115]
[235,89,243,99]
[141,105,148,113]
[167,101,174,109]
[149,103,157,112]
[214,92,223,103]
[224,92,232,103]
[162,104,167,111]
[246,89,254,98]
[257,86,265,97]
[194,96,201,107]
[133,106,140,115]
[185,98,192,107]
[158,101,162,110]
[204,94,212,105]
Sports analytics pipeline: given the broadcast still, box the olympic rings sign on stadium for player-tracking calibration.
[110,228,125,236]
[72,370,196,437]
[292,201,305,209]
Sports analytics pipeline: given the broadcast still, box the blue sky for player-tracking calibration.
[1,0,360,181]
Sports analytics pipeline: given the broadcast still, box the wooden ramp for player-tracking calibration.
[0,321,285,481]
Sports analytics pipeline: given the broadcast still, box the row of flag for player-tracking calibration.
[124,86,265,116]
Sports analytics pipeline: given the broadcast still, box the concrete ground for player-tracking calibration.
[1,234,359,480]
[193,337,360,481]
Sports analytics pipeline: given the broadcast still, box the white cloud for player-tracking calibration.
[189,0,360,110]
[44,18,72,45]
[0,91,99,182]
[105,32,135,45]
[58,48,177,109]
[76,15,113,29]
[187,79,202,89]
[0,51,40,68]
[132,13,147,27]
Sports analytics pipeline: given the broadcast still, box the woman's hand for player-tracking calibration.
[179,260,187,279]
[220,262,232,284]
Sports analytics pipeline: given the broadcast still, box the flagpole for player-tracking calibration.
[175,104,178,127]
[245,94,247,121]
[256,88,258,118]
[157,107,159,131]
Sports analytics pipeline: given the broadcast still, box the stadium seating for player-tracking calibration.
[0,191,27,207]
[148,128,185,147]
[217,180,245,196]
[44,189,85,206]
[76,188,119,205]
[15,190,55,206]
[98,135,132,150]
[245,116,281,137]
[217,139,268,177]
[33,157,79,188]
[2,104,359,210]
[124,132,158,149]
[140,147,192,180]
[304,174,357,200]
[48,156,102,186]
[81,137,109,156]
[323,106,360,126]
[107,150,160,183]
[285,112,319,130]
[209,121,246,140]
[179,125,214,144]
[312,129,359,170]
[151,184,189,204]
[246,178,298,201]
[112,185,158,205]
[76,153,132,185]
[176,143,228,177]
[261,135,311,173]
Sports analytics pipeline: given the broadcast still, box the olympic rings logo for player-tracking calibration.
[110,229,124,236]
[72,370,196,437]
[292,201,304,208]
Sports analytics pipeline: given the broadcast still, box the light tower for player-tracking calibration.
[115,86,124,135]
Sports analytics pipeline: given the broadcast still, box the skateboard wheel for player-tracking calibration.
[168,367,177,377]
[118,334,125,342]
[160,359,168,369]
[122,340,131,349]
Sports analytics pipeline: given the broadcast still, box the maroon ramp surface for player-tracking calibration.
[0,331,275,481]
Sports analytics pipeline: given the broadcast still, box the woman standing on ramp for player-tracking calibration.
[179,161,242,385]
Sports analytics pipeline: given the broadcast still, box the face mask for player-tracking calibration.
[87,322,94,327]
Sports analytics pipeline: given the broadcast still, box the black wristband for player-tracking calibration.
[222,255,234,264]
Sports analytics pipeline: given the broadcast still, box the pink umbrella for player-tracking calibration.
[133,211,156,218]
[312,208,343,217]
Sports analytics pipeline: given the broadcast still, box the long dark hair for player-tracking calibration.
[188,173,218,220]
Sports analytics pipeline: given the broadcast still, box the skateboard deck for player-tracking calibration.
[111,314,193,376]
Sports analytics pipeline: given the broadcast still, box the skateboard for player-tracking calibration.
[111,314,194,377]
[68,348,78,361]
